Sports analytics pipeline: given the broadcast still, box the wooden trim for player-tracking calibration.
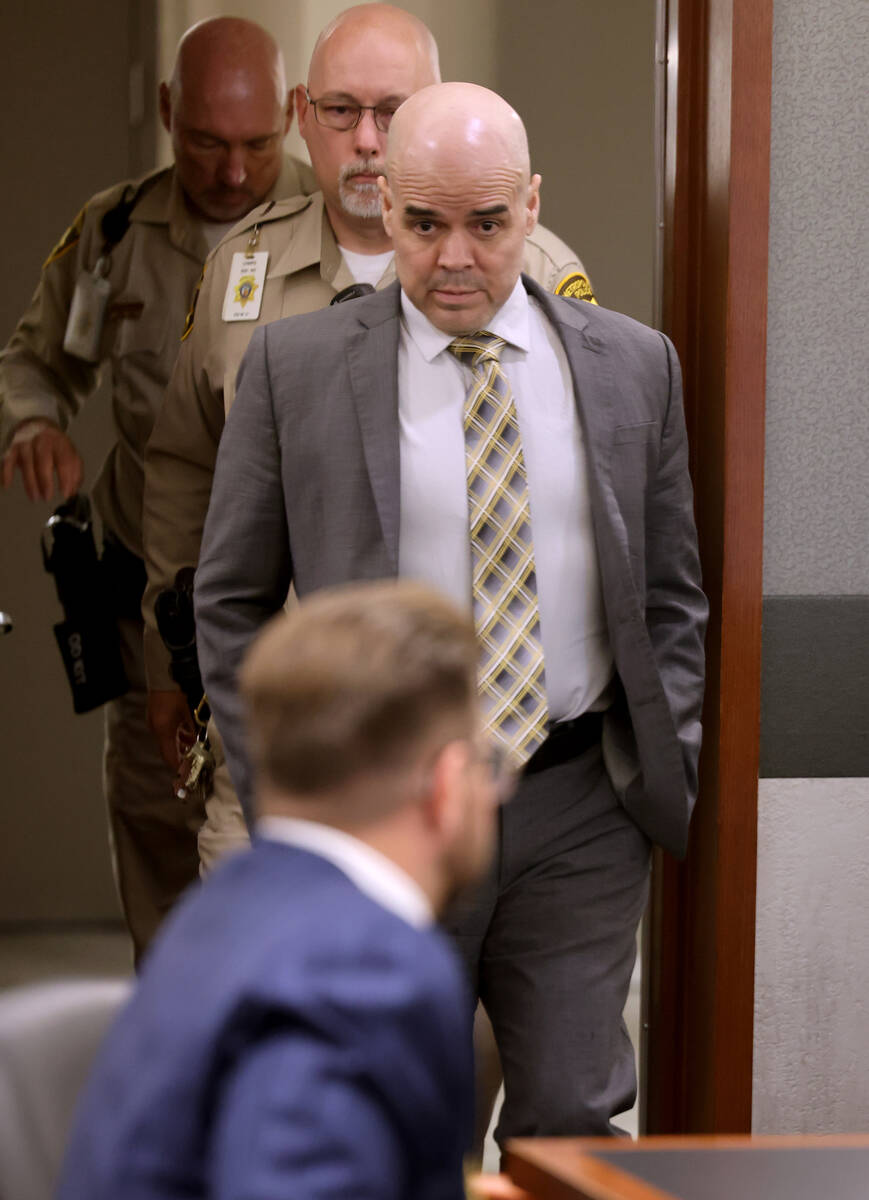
[516,1134,869,1152]
[507,1137,869,1200]
[510,1155,672,1200]
[508,1141,677,1200]
[644,0,772,1132]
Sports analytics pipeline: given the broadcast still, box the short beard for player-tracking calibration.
[338,158,385,219]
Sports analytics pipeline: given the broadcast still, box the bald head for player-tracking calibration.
[297,4,441,249]
[169,17,286,109]
[308,4,440,92]
[387,83,530,184]
[160,17,294,222]
[379,83,540,334]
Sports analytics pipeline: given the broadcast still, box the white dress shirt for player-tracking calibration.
[338,246,395,287]
[256,814,433,929]
[397,278,614,722]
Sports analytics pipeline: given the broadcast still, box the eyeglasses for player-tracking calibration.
[305,90,400,133]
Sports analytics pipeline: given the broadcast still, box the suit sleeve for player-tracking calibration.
[645,334,708,811]
[194,325,292,819]
[141,269,225,691]
[208,1032,409,1200]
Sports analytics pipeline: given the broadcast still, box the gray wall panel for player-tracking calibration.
[760,596,869,778]
[754,777,869,1133]
[763,0,869,597]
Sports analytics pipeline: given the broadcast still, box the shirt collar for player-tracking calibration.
[400,275,531,363]
[255,814,434,929]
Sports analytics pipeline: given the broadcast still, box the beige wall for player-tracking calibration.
[494,0,657,323]
[0,2,143,923]
[157,0,499,163]
[158,0,655,319]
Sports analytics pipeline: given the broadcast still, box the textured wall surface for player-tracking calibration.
[756,0,869,1133]
[763,0,869,596]
[753,778,869,1132]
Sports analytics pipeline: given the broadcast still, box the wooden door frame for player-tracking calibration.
[643,0,773,1132]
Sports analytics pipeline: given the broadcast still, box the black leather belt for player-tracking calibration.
[522,711,604,776]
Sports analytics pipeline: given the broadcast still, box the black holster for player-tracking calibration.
[42,494,129,713]
[154,567,209,726]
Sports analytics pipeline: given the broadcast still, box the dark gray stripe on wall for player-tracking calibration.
[760,596,869,777]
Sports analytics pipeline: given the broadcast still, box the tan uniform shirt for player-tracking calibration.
[142,191,595,687]
[0,157,317,557]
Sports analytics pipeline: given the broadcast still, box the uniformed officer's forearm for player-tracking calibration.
[0,375,66,451]
[142,623,178,693]
[1,305,100,413]
[1,421,83,502]
[147,689,194,771]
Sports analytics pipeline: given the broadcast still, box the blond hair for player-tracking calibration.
[239,581,477,797]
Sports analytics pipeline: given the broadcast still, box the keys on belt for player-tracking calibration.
[174,695,214,801]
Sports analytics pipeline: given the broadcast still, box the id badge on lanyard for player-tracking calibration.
[63,255,111,362]
[222,251,269,322]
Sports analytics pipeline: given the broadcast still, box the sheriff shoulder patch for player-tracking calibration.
[43,206,86,269]
[181,265,206,342]
[555,271,598,305]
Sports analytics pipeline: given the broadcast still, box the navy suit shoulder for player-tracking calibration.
[57,841,473,1200]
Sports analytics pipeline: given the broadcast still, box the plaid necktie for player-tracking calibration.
[449,331,548,765]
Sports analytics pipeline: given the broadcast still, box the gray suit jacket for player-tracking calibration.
[195,278,707,857]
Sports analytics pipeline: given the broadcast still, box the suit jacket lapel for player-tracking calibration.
[525,277,635,603]
[345,283,402,571]
[345,277,632,584]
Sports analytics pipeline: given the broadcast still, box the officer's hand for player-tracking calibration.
[148,689,195,771]
[1,419,84,502]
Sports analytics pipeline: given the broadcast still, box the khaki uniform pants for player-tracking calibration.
[196,720,251,875]
[104,617,205,962]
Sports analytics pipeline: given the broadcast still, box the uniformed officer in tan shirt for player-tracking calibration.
[0,17,316,962]
[143,3,598,870]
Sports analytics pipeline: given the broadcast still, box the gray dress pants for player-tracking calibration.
[442,742,651,1144]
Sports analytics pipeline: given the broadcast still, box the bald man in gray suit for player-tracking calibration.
[195,83,707,1147]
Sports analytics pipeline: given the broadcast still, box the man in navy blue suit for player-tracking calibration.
[57,580,503,1199]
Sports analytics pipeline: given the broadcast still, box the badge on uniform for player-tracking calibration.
[222,251,269,322]
[43,206,86,269]
[555,272,599,305]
